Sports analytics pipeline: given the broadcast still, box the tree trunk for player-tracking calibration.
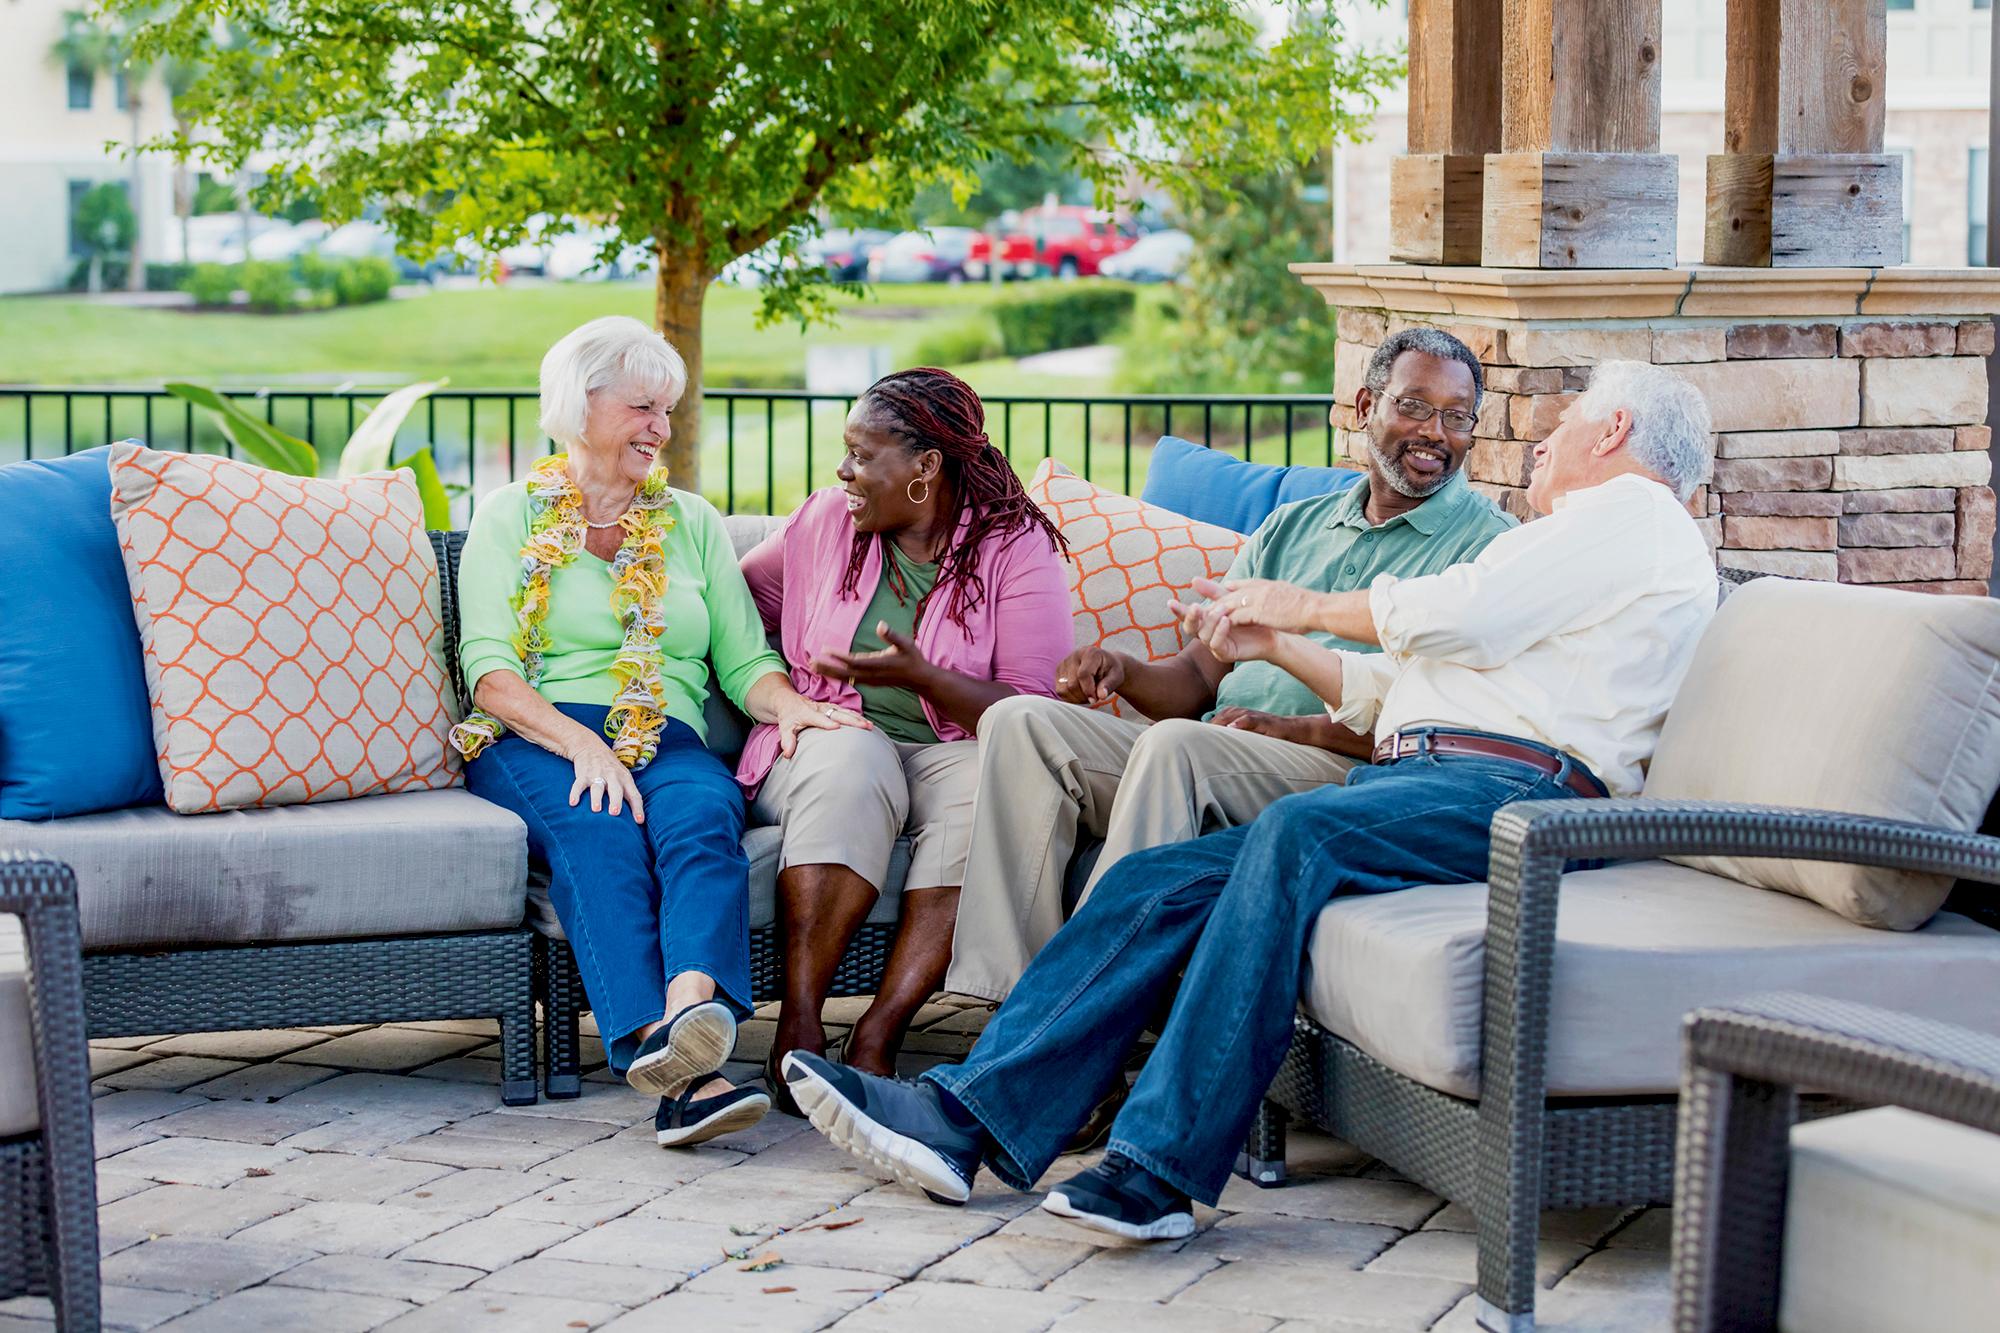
[126,89,145,292]
[654,243,710,494]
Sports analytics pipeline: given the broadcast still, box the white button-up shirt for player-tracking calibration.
[1328,474,1717,797]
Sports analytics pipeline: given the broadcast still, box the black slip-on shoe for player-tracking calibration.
[655,1077,771,1148]
[626,1001,735,1099]
[780,1050,981,1205]
[1043,1152,1196,1241]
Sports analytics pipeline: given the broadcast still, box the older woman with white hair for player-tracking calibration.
[455,315,867,1147]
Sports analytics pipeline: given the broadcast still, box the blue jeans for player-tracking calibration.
[925,745,1587,1204]
[466,706,752,1072]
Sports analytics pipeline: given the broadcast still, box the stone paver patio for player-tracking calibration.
[5,1001,1669,1332]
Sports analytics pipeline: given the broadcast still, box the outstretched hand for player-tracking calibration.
[1168,586,1282,665]
[1186,577,1325,635]
[811,623,935,692]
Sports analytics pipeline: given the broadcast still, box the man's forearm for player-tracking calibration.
[1308,589,1380,645]
[1267,633,1346,713]
[1116,653,1218,720]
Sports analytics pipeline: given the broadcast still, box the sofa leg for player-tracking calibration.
[1234,1098,1288,1187]
[541,939,583,1100]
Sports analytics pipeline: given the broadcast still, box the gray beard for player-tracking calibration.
[1367,435,1450,499]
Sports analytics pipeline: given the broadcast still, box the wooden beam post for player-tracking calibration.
[1705,0,1901,266]
[1481,0,1679,268]
[1390,0,1502,265]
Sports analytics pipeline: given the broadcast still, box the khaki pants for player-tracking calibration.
[751,726,980,893]
[945,694,1358,1000]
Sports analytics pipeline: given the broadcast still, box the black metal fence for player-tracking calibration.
[0,385,1342,519]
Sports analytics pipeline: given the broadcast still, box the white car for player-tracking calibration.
[247,219,331,261]
[1099,229,1194,282]
[180,213,287,265]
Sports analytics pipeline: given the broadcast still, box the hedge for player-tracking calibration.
[992,285,1137,357]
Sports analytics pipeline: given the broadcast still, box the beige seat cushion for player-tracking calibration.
[1300,860,2000,1099]
[0,790,529,951]
[1779,1107,2000,1333]
[529,824,908,939]
[723,513,787,560]
[0,917,36,1137]
[1645,578,2000,930]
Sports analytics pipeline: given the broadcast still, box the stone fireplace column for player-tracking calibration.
[1302,265,2000,594]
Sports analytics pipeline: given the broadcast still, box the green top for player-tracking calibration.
[848,543,942,745]
[1208,471,1517,721]
[457,481,787,745]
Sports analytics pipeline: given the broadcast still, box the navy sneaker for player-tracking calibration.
[1043,1153,1196,1241]
[626,1001,735,1099]
[654,1077,770,1148]
[780,1051,982,1204]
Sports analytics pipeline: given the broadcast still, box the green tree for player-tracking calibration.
[117,0,1398,488]
[72,182,137,294]
[1129,161,1342,395]
[50,10,148,291]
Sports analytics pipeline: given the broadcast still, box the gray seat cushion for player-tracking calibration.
[1301,859,2000,1099]
[0,917,35,1137]
[0,790,529,951]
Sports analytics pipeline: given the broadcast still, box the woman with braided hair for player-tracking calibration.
[739,367,1072,1107]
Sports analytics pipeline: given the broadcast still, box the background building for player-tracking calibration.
[1333,0,1993,267]
[0,0,178,295]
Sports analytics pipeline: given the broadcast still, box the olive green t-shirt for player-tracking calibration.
[849,543,942,745]
[1208,471,1517,720]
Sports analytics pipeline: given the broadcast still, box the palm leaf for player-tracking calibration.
[396,446,453,530]
[163,381,318,476]
[337,379,447,479]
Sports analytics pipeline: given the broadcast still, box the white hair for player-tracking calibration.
[1573,360,1715,501]
[538,316,688,450]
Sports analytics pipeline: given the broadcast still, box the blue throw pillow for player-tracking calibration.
[0,447,162,819]
[1140,434,1362,534]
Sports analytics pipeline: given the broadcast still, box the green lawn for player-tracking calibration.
[0,280,1330,514]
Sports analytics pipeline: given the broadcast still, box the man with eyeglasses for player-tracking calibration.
[945,326,1518,1010]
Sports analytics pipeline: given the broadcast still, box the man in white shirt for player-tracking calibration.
[781,361,1719,1244]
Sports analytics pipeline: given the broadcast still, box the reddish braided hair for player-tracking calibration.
[840,367,1068,632]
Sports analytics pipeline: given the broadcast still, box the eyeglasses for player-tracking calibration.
[1387,394,1477,436]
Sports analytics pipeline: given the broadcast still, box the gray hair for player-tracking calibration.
[538,315,688,450]
[1572,360,1715,501]
[1362,326,1485,410]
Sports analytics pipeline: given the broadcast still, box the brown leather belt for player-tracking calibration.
[1371,729,1607,800]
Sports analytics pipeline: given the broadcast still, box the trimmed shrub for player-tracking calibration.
[296,251,341,307]
[184,263,239,307]
[241,261,299,313]
[333,256,395,306]
[911,316,1005,367]
[992,284,1136,357]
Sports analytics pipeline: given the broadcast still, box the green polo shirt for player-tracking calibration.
[1208,471,1517,721]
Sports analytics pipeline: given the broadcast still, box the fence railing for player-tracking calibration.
[0,385,1342,519]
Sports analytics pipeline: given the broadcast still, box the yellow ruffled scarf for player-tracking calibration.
[449,453,676,769]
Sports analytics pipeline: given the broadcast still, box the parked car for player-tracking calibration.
[1099,228,1193,283]
[966,206,1136,281]
[867,228,978,283]
[180,213,289,265]
[806,228,892,282]
[318,221,428,282]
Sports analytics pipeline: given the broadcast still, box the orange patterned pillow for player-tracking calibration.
[108,442,459,813]
[1026,460,1247,719]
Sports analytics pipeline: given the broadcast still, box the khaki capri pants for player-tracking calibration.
[751,724,980,893]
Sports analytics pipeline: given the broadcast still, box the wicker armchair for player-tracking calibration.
[0,856,100,1331]
[1671,993,2000,1333]
[1251,799,2000,1333]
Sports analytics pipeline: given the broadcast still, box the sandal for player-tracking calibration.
[656,1075,771,1148]
[626,1000,736,1099]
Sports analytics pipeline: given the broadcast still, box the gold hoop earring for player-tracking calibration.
[907,477,930,505]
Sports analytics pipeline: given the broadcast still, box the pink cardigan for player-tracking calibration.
[735,486,1073,791]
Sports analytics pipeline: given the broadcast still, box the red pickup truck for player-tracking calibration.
[964,206,1136,280]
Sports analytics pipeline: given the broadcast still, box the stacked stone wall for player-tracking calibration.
[1332,311,1996,593]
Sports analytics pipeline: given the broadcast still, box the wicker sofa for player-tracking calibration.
[0,856,100,1331]
[1244,575,2000,1333]
[1671,993,2000,1333]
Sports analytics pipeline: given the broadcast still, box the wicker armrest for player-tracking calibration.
[1477,797,2000,1113]
[1672,996,2000,1331]
[0,854,98,1324]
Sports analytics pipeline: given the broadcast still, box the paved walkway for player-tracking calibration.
[6,1003,1669,1332]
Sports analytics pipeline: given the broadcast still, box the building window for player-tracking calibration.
[66,62,92,110]
[114,70,128,110]
[1973,148,1991,267]
[67,181,92,257]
